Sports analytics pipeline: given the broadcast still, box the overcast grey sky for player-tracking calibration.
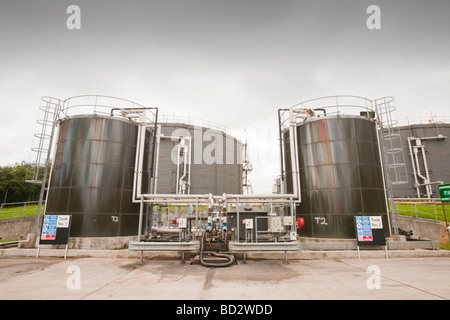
[1,0,449,193]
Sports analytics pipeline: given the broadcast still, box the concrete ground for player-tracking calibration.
[0,250,449,300]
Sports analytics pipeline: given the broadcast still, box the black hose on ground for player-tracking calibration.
[199,231,235,268]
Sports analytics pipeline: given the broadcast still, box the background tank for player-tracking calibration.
[282,96,390,239]
[154,119,243,195]
[390,121,450,199]
[45,96,156,237]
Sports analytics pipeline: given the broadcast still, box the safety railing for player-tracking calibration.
[392,198,442,221]
[0,201,45,220]
[158,114,229,133]
[279,95,375,131]
[60,95,158,125]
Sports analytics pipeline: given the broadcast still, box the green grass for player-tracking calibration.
[0,204,44,219]
[395,203,450,250]
[2,203,447,221]
[440,241,450,250]
[1,202,448,249]
[394,203,450,222]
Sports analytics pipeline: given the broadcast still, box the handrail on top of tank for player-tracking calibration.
[158,114,230,134]
[290,95,373,110]
[292,95,373,117]
[279,95,393,130]
[396,115,450,126]
[58,95,158,125]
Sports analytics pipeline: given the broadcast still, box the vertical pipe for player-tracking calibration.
[408,137,421,198]
[149,107,158,193]
[136,123,146,199]
[196,196,199,234]
[236,197,240,243]
[138,198,144,241]
[188,137,192,194]
[441,203,450,243]
[420,141,433,198]
[153,125,161,194]
[288,109,301,202]
[182,140,188,194]
[176,143,181,194]
[277,109,289,182]
[413,140,428,197]
[132,117,143,201]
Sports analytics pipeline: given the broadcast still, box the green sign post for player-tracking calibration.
[438,184,450,202]
[438,184,450,242]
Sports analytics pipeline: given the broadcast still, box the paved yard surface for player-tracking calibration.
[0,256,448,300]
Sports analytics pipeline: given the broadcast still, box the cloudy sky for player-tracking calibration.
[1,0,449,193]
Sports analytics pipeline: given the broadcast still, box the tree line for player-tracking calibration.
[0,162,47,204]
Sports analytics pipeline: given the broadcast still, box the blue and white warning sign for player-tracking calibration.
[40,215,71,244]
[41,215,59,240]
[356,216,373,241]
[355,216,385,246]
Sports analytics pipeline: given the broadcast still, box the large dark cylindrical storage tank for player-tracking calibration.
[155,121,243,195]
[284,114,390,239]
[45,115,154,237]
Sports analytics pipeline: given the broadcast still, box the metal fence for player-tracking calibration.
[0,201,44,220]
[1,198,444,223]
[393,198,442,221]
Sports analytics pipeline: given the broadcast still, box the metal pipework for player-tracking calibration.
[176,136,192,195]
[287,107,304,203]
[199,229,235,268]
[137,194,297,205]
[132,112,301,207]
[407,135,447,198]
[152,226,183,234]
[131,106,159,202]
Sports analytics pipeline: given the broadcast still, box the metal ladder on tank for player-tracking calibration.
[26,97,62,233]
[374,97,408,236]
[374,98,408,185]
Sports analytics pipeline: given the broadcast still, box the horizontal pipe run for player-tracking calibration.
[128,240,200,252]
[228,240,301,252]
[133,192,298,205]
[145,194,293,199]
[136,198,294,204]
[226,193,296,200]
[138,193,296,200]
